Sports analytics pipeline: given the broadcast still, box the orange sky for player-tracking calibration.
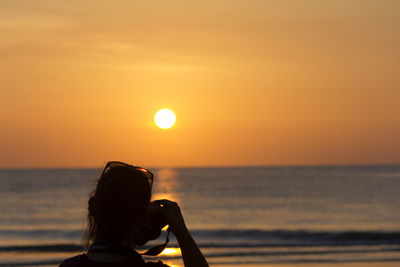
[1,1,399,168]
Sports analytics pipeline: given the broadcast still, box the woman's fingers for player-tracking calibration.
[152,199,178,208]
[151,199,173,205]
[151,199,185,233]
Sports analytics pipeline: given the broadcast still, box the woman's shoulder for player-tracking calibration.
[59,253,171,267]
[145,260,171,267]
[59,254,87,267]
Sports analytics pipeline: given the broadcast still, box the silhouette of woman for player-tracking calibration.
[59,161,208,267]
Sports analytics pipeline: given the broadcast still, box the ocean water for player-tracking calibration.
[0,166,400,266]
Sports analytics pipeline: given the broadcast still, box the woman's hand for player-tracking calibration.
[151,199,209,267]
[151,199,186,235]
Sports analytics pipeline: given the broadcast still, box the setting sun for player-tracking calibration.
[154,109,176,129]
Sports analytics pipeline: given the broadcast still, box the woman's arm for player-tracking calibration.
[154,200,209,267]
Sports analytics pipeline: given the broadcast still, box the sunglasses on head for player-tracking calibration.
[102,161,154,190]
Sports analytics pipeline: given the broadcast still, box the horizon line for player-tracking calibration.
[1,163,400,170]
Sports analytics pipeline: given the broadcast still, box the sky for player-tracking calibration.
[1,0,399,168]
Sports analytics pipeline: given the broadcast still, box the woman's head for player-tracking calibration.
[83,162,153,248]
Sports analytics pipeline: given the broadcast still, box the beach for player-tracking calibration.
[0,166,399,266]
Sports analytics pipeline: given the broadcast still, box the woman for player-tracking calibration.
[60,161,208,267]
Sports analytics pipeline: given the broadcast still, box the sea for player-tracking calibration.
[0,166,400,267]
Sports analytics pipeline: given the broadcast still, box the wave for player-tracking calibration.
[3,228,399,243]
[0,244,84,252]
[190,229,400,245]
[0,260,62,267]
[0,230,399,267]
[2,258,400,267]
[2,242,400,254]
[195,247,400,258]
[0,229,82,238]
[1,229,400,253]
[207,257,400,265]
[2,248,400,267]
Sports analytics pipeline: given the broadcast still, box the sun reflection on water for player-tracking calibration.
[161,247,181,256]
[152,168,180,203]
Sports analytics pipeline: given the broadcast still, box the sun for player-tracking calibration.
[154,109,176,129]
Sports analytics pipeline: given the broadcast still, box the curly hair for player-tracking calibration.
[83,165,152,248]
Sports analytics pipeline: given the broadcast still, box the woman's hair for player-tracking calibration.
[83,165,152,248]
